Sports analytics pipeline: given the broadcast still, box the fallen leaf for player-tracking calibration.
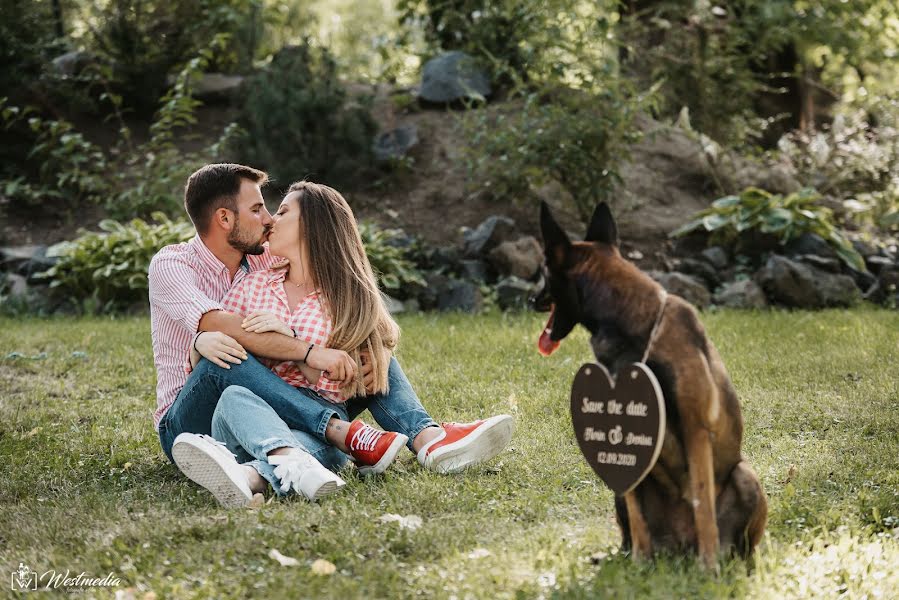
[269,549,300,567]
[467,548,491,559]
[378,513,423,531]
[310,558,336,575]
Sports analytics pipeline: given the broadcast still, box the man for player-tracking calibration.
[149,163,514,507]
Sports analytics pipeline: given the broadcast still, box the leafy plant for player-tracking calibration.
[358,221,425,292]
[670,187,867,272]
[462,82,647,222]
[0,100,108,210]
[236,41,377,190]
[39,213,195,312]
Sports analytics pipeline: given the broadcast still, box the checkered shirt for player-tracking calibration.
[221,268,343,403]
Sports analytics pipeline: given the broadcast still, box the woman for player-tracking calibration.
[192,181,514,503]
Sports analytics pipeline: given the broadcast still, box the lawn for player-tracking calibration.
[1,309,897,598]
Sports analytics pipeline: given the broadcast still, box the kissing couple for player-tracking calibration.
[149,164,514,506]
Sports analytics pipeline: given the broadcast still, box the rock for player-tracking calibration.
[437,279,482,312]
[404,298,421,312]
[495,276,536,310]
[488,236,543,280]
[849,268,878,296]
[419,51,491,104]
[674,257,720,289]
[866,255,894,275]
[784,233,837,260]
[429,246,461,271]
[755,255,860,308]
[373,125,419,162]
[192,73,244,102]
[2,273,28,298]
[383,294,405,314]
[459,259,489,282]
[462,216,516,258]
[0,245,55,278]
[852,239,879,259]
[650,272,711,308]
[713,279,768,309]
[795,254,840,273]
[51,50,95,76]
[700,246,729,270]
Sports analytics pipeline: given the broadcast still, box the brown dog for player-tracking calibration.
[535,201,767,569]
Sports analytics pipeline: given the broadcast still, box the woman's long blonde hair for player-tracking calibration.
[287,181,399,397]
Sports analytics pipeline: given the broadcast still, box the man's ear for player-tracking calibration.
[540,201,571,269]
[585,202,618,246]
[212,207,234,232]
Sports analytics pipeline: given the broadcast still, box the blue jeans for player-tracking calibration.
[158,354,437,462]
[211,385,348,495]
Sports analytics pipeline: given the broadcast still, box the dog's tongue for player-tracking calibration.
[538,308,561,356]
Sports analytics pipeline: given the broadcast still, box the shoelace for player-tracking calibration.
[196,434,237,459]
[350,425,384,453]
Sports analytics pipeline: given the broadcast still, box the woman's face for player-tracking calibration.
[267,192,303,257]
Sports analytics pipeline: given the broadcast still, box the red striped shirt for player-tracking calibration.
[148,235,272,429]
[221,269,343,403]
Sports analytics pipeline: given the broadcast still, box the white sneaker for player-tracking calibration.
[268,449,346,501]
[171,433,254,508]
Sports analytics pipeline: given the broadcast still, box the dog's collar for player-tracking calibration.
[640,289,668,364]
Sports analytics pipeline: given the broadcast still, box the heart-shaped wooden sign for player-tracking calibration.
[570,362,666,496]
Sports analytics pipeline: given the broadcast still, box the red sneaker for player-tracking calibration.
[417,415,514,474]
[345,421,408,475]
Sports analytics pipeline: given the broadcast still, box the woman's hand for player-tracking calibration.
[194,331,247,369]
[241,311,293,337]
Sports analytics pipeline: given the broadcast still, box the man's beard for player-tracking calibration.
[228,215,268,255]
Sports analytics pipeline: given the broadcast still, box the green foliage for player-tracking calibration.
[671,187,866,272]
[463,82,648,222]
[39,213,194,312]
[106,34,239,220]
[0,100,108,210]
[236,41,377,190]
[398,0,614,86]
[0,0,63,95]
[358,222,425,292]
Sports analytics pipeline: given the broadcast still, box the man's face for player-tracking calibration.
[227,179,272,255]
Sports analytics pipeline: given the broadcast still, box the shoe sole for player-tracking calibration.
[172,439,252,508]
[427,415,514,474]
[301,470,346,502]
[357,434,409,476]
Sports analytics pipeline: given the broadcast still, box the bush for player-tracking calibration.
[462,83,646,222]
[358,222,425,293]
[39,213,194,312]
[0,0,63,96]
[0,101,109,211]
[671,187,866,272]
[236,41,377,190]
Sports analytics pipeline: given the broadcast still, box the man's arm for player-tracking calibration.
[199,310,357,384]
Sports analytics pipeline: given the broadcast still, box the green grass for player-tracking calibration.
[1,309,897,598]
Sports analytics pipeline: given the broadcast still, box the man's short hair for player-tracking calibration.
[184,163,268,234]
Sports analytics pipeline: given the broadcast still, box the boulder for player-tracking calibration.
[495,276,536,311]
[462,216,516,258]
[650,272,711,308]
[795,254,841,274]
[488,236,543,280]
[674,257,720,290]
[419,51,491,104]
[866,255,894,275]
[713,279,768,309]
[783,233,837,260]
[192,73,244,102]
[51,50,95,76]
[373,125,419,162]
[0,245,55,278]
[428,246,461,272]
[459,259,489,282]
[2,273,29,298]
[755,255,860,308]
[700,246,729,270]
[437,279,482,312]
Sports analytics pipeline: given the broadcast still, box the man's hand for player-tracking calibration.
[305,346,356,386]
[360,351,376,395]
[194,331,247,369]
[241,311,293,337]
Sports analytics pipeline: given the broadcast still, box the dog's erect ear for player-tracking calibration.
[585,202,618,246]
[540,201,571,268]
